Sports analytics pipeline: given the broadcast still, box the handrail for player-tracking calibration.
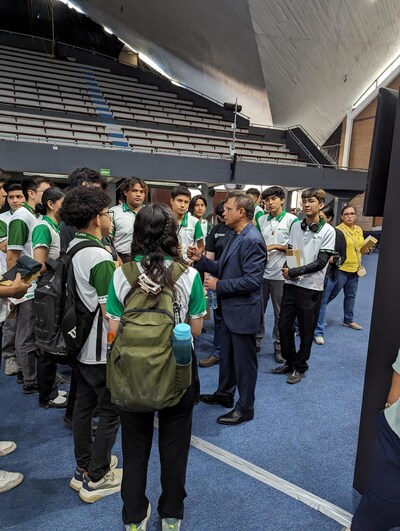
[0,29,251,121]
[287,129,321,167]
[288,124,338,166]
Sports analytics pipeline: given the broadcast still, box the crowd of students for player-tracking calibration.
[0,168,397,530]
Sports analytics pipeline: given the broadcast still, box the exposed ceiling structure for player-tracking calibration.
[47,1,400,143]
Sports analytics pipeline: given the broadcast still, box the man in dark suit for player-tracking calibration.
[188,191,266,425]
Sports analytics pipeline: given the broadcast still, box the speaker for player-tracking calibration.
[363,88,399,217]
[301,219,318,232]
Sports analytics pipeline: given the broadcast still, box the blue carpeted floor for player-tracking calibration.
[0,253,378,530]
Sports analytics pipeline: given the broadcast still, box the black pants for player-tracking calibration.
[73,362,120,481]
[216,319,258,413]
[119,385,194,525]
[37,355,58,404]
[65,363,77,421]
[279,284,322,373]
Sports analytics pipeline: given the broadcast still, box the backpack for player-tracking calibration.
[34,240,103,364]
[107,260,192,412]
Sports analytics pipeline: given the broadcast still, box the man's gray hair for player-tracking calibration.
[226,191,255,220]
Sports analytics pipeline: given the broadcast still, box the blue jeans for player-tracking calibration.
[328,270,359,324]
[314,275,338,337]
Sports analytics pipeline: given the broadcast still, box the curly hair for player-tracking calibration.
[121,176,148,195]
[59,187,111,229]
[130,203,186,291]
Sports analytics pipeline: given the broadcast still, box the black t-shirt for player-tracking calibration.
[205,221,235,260]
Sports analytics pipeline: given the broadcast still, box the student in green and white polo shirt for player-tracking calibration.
[6,177,52,393]
[189,194,211,240]
[59,186,120,503]
[170,185,204,261]
[110,176,148,263]
[256,186,298,361]
[32,188,67,409]
[106,203,206,530]
[272,188,335,385]
[0,182,25,377]
[246,188,264,225]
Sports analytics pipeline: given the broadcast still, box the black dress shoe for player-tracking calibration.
[217,409,254,425]
[199,393,233,408]
[271,364,292,375]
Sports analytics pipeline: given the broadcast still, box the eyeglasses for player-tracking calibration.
[99,210,114,220]
[301,199,319,205]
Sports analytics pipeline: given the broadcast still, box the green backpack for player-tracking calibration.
[106,260,192,412]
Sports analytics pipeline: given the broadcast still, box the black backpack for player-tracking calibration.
[34,240,103,364]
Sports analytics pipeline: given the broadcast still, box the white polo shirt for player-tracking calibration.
[67,233,116,365]
[257,210,298,280]
[110,202,141,255]
[286,219,336,291]
[178,213,204,258]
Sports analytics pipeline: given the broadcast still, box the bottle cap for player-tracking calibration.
[173,323,192,340]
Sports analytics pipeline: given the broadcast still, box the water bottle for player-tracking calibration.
[172,323,192,366]
[207,276,218,310]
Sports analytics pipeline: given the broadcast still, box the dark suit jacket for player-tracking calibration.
[197,222,266,335]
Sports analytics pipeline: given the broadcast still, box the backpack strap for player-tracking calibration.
[121,260,188,287]
[67,239,105,362]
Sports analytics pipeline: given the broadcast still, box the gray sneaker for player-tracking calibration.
[287,370,304,384]
[79,468,122,503]
[125,503,151,530]
[162,518,182,530]
[4,357,18,376]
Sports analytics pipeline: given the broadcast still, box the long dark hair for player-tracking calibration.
[188,194,207,216]
[36,187,65,216]
[131,203,186,291]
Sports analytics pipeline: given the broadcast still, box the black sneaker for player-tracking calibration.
[272,364,292,375]
[23,384,39,395]
[16,370,24,384]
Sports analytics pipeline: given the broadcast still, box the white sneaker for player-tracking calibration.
[4,357,18,376]
[125,504,151,530]
[314,336,325,345]
[0,470,24,493]
[70,454,119,492]
[0,441,17,457]
[79,468,122,503]
[161,518,182,530]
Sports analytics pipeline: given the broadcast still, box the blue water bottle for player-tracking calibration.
[208,276,218,310]
[172,323,192,366]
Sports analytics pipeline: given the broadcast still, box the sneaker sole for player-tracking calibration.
[0,442,17,457]
[79,484,121,503]
[0,473,24,493]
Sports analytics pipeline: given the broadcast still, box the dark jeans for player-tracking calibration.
[257,278,285,351]
[328,270,359,324]
[279,284,322,373]
[211,302,222,358]
[120,385,195,524]
[216,319,258,413]
[37,355,58,404]
[351,412,400,531]
[73,362,120,481]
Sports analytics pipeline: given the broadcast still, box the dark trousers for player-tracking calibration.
[15,300,38,386]
[65,363,77,421]
[73,362,120,481]
[37,355,58,404]
[120,385,194,524]
[256,278,285,351]
[279,284,322,373]
[351,413,400,531]
[216,319,258,413]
